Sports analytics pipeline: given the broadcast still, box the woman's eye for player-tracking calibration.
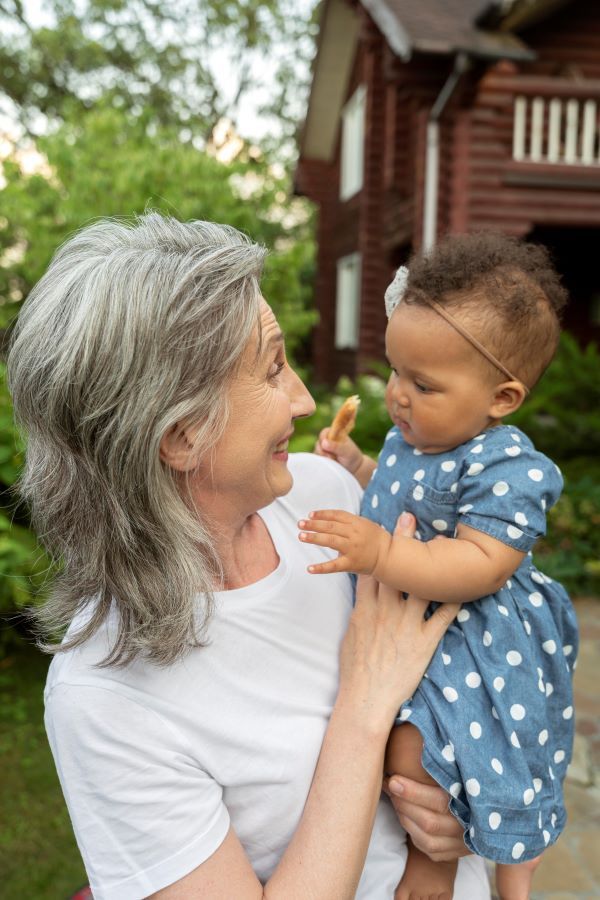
[268,361,285,381]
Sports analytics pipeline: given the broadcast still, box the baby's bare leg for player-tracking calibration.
[386,723,457,900]
[496,857,541,900]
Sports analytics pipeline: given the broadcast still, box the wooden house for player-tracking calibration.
[296,0,600,383]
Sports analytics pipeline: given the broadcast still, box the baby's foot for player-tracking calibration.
[496,857,541,900]
[395,842,457,900]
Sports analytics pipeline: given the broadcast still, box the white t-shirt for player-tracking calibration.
[45,453,489,899]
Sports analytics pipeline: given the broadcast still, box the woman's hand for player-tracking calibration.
[383,777,471,862]
[336,512,459,735]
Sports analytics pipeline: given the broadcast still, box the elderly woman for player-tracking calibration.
[8,214,490,899]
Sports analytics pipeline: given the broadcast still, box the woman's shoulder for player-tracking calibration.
[283,453,362,516]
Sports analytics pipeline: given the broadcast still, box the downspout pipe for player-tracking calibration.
[422,52,470,253]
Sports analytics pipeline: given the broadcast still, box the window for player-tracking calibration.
[335,253,361,349]
[340,85,366,200]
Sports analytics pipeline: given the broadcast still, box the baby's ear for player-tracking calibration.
[489,381,527,419]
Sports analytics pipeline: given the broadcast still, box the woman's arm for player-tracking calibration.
[150,515,459,900]
[300,513,525,603]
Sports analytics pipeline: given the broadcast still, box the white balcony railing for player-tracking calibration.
[513,95,600,166]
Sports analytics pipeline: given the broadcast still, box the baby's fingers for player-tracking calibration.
[308,508,355,525]
[307,557,351,575]
[299,528,348,554]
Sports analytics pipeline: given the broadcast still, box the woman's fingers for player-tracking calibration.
[392,512,416,538]
[384,776,470,861]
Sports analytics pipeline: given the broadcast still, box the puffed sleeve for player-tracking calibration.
[45,683,230,900]
[456,428,563,553]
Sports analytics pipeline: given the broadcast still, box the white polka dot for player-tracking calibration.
[511,433,521,442]
[443,686,458,703]
[506,579,513,589]
[543,830,550,845]
[524,620,532,635]
[483,631,492,647]
[457,609,470,623]
[541,498,547,510]
[542,640,557,655]
[442,652,451,665]
[538,678,545,693]
[413,485,424,501]
[470,721,482,739]
[507,525,523,539]
[528,592,543,607]
[538,811,542,829]
[371,494,379,509]
[548,766,554,780]
[523,788,535,806]
[390,481,400,495]
[442,743,455,762]
[466,779,480,797]
[475,434,487,440]
[468,463,484,476]
[563,645,573,657]
[466,672,481,688]
[469,826,475,839]
[551,813,557,827]
[449,782,461,798]
[471,443,483,454]
[414,530,422,540]
[533,778,542,793]
[491,758,503,774]
[545,682,554,697]
[531,571,545,584]
[505,445,521,457]
[562,705,573,720]
[543,573,553,584]
[538,730,548,746]
[510,731,521,748]
[413,448,422,455]
[528,468,544,482]
[386,454,397,467]
[554,750,565,764]
[515,512,529,527]
[450,482,457,492]
[493,676,505,692]
[458,504,473,513]
[493,481,509,496]
[512,842,525,860]
[506,650,522,666]
[497,604,509,616]
[433,519,448,531]
[399,708,412,721]
[413,469,425,481]
[492,705,499,719]
[510,704,526,721]
[489,812,502,830]
[441,460,456,472]
[537,667,543,677]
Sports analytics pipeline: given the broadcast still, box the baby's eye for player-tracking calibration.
[415,381,431,393]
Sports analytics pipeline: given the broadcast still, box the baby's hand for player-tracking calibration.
[314,428,364,476]
[298,509,391,576]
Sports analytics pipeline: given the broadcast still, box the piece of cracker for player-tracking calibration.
[328,395,360,442]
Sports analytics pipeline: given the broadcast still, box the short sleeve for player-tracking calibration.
[45,683,230,900]
[456,429,563,553]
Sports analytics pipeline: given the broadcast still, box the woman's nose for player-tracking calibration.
[289,366,316,420]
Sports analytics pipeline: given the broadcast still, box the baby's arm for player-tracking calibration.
[314,428,377,489]
[298,512,525,603]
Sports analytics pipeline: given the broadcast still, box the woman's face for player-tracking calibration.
[194,299,316,517]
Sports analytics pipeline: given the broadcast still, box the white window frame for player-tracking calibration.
[340,85,366,200]
[335,253,362,350]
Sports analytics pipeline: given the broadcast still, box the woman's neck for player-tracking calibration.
[210,509,280,591]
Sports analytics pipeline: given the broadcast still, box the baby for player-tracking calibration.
[300,233,579,900]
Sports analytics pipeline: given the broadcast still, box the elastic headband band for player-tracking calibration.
[425,299,530,394]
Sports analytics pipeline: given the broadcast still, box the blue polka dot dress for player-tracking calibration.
[361,424,578,864]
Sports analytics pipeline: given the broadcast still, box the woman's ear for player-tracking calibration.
[160,423,199,472]
[489,381,527,420]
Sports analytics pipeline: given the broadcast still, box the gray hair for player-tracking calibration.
[8,212,266,666]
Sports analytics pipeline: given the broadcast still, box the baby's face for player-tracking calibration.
[384,302,500,454]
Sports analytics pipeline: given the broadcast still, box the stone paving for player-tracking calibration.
[487,597,600,899]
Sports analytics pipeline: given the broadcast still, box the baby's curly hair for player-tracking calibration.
[405,232,568,388]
